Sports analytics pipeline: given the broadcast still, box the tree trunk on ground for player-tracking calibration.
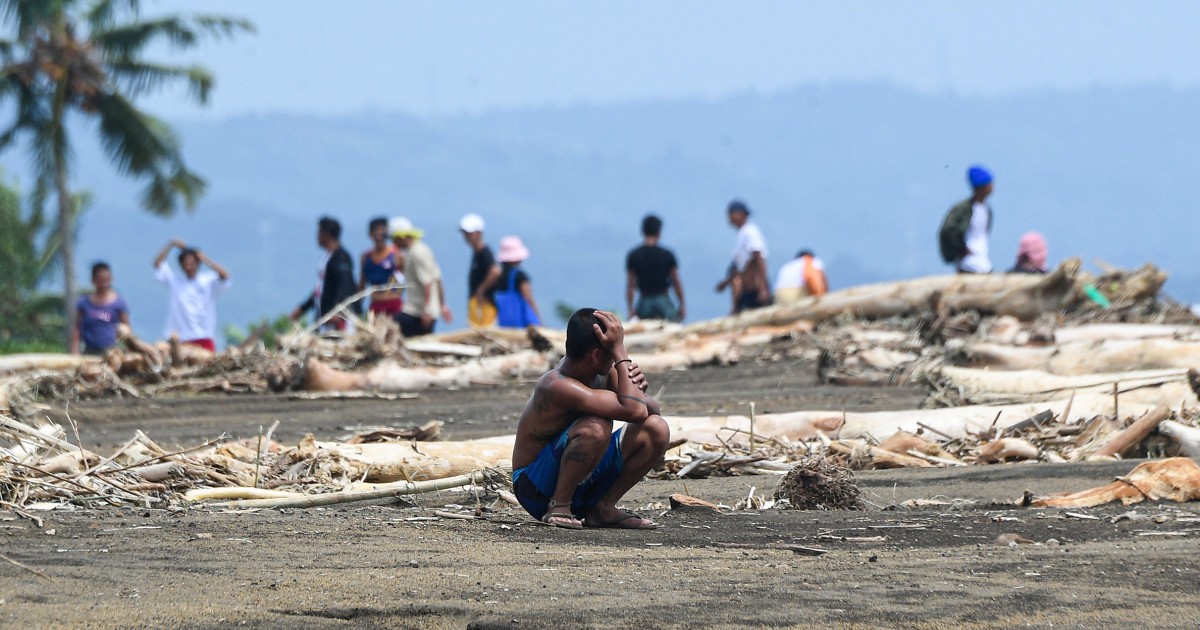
[685,259,1085,333]
[1032,457,1200,508]
[661,394,1164,444]
[954,338,1200,375]
[926,366,1196,406]
[303,351,553,392]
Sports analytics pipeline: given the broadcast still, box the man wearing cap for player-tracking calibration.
[715,200,771,313]
[939,166,995,274]
[391,217,452,337]
[460,213,501,328]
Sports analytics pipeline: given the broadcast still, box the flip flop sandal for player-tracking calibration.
[541,501,583,529]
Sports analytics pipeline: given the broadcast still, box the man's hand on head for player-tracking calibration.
[591,310,625,354]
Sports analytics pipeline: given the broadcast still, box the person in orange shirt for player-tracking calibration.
[773,249,828,304]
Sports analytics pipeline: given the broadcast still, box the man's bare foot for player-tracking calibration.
[583,505,657,529]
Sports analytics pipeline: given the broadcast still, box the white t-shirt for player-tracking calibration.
[401,240,443,318]
[732,222,769,272]
[959,202,992,273]
[155,262,230,341]
[775,255,825,290]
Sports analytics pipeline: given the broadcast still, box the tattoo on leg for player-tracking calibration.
[564,440,590,463]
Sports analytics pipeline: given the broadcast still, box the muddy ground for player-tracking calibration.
[5,361,1200,628]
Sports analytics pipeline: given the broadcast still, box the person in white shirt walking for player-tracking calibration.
[938,166,995,274]
[152,239,231,352]
[715,200,771,313]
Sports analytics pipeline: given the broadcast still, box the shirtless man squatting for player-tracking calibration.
[511,309,671,529]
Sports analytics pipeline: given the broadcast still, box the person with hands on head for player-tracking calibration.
[153,238,231,352]
[511,308,670,530]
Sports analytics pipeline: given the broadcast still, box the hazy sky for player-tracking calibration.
[147,1,1200,118]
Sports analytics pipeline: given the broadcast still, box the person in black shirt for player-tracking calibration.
[460,213,501,327]
[291,216,361,330]
[625,214,685,322]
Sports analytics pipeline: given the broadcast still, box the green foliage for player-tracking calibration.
[0,174,65,348]
[553,300,577,325]
[0,0,254,217]
[224,314,296,351]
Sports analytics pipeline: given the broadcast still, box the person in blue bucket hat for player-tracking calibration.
[938,165,995,273]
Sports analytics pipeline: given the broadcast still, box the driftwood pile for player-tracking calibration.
[0,414,515,514]
[4,258,1200,513]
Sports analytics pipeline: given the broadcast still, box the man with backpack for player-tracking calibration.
[939,166,995,274]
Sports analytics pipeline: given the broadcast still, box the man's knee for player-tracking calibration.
[641,415,671,454]
[568,416,612,452]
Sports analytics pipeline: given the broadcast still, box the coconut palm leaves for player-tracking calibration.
[0,0,251,346]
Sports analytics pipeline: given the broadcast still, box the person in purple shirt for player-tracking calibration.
[71,262,130,355]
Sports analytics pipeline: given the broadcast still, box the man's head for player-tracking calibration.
[968,165,994,200]
[641,214,663,239]
[91,261,112,290]
[318,216,341,249]
[389,216,423,250]
[177,248,200,278]
[727,200,750,228]
[459,213,485,248]
[368,216,388,245]
[796,249,815,259]
[565,307,614,375]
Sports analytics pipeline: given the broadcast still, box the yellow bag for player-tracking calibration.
[468,296,497,328]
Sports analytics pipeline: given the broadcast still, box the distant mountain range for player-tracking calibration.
[9,82,1198,342]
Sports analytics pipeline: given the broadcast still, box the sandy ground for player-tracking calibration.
[6,361,1200,628]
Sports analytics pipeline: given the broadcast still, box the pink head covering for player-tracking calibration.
[497,236,530,263]
[1017,232,1048,271]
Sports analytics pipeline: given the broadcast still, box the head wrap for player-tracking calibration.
[968,165,993,189]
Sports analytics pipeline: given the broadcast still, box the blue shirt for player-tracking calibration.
[77,294,128,351]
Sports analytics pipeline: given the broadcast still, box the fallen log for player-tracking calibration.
[662,395,1162,444]
[297,435,515,482]
[954,338,1200,375]
[0,354,99,377]
[975,438,1039,463]
[1084,404,1172,460]
[925,366,1195,406]
[1158,421,1200,459]
[303,351,552,392]
[688,259,1085,333]
[215,471,489,509]
[1032,457,1200,508]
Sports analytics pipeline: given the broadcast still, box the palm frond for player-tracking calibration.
[94,90,204,215]
[190,15,255,38]
[0,0,67,40]
[107,59,212,102]
[94,89,176,175]
[84,0,138,30]
[93,14,251,58]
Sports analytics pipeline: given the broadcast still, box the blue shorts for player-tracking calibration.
[511,421,626,520]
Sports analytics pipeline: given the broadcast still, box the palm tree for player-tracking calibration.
[0,0,252,347]
[0,174,64,346]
